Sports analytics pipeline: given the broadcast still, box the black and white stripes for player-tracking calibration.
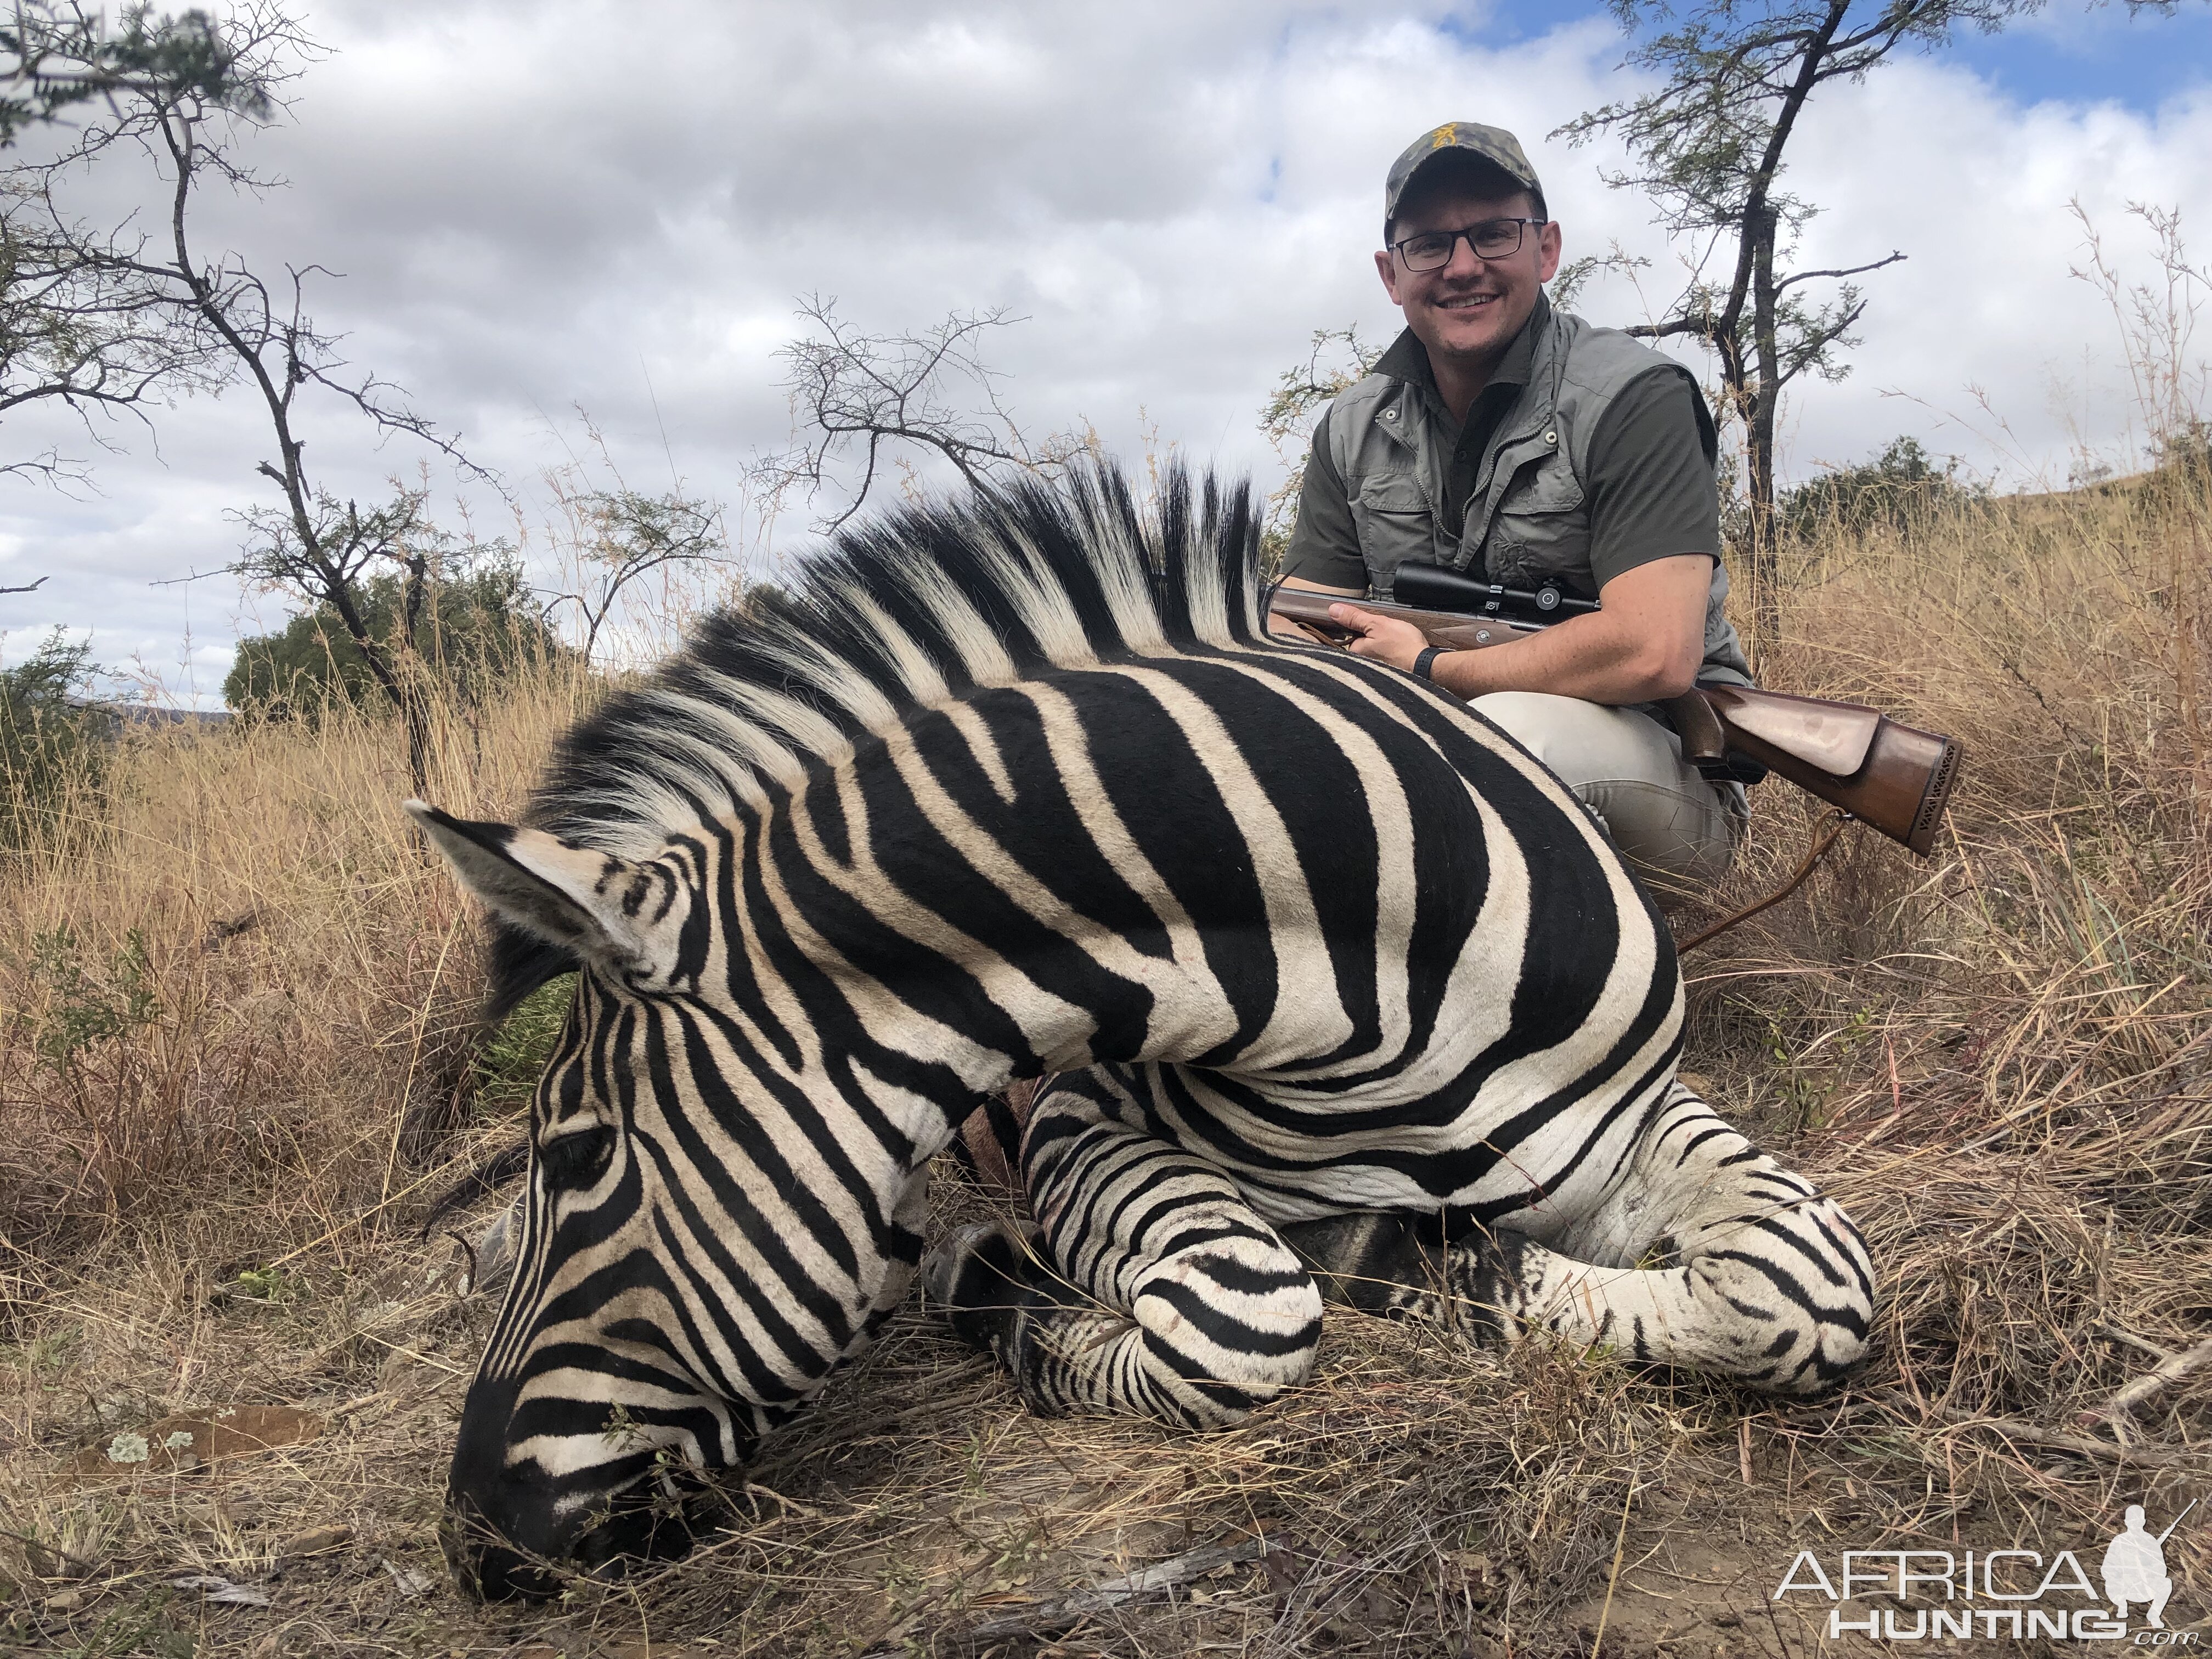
[410,465,1872,1595]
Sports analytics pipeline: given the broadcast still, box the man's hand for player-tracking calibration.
[1268,574,1364,645]
[1330,605,1428,673]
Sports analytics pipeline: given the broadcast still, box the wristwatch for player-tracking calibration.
[1411,646,1444,681]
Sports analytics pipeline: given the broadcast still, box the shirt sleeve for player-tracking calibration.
[1280,409,1370,592]
[1584,370,1722,591]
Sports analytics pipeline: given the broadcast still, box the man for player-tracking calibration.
[1278,121,1752,893]
[2101,1506,2174,1628]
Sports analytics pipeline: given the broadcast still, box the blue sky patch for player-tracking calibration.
[1458,1,2208,116]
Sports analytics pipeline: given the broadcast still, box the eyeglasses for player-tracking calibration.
[1391,218,1547,272]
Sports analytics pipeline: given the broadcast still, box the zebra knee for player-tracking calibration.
[925,1224,1320,1427]
[1690,1230,1874,1395]
[1126,1243,1325,1424]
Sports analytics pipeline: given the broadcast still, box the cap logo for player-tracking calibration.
[1431,123,1458,149]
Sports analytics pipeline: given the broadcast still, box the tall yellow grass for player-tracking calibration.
[0,667,600,1303]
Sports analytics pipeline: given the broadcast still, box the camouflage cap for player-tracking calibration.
[1384,122,1544,227]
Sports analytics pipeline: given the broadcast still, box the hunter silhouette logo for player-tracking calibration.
[1771,1499,2198,1643]
[2104,1502,2194,1630]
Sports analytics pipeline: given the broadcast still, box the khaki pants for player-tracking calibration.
[1472,691,1746,900]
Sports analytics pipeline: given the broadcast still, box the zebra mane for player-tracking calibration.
[535,460,1262,853]
[484,462,1263,1015]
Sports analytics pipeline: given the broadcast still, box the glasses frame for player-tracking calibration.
[1391,217,1548,273]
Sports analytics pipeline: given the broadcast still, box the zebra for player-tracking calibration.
[409,466,1874,1596]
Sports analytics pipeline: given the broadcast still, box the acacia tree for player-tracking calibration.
[543,475,729,667]
[1,1,245,146]
[18,3,486,791]
[1554,0,2049,644]
[1256,325,1380,568]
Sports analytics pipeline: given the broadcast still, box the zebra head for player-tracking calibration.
[408,801,754,1596]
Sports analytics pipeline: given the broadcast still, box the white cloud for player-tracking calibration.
[0,0,2203,701]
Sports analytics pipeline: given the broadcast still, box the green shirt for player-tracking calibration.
[1283,314,1722,598]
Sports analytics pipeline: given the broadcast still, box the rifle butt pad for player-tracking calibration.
[1724,717,1964,856]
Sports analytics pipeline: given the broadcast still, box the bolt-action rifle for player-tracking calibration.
[1267,561,1964,857]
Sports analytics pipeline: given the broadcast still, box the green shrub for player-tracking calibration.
[0,630,106,854]
[223,557,568,720]
[1778,435,1986,543]
[25,924,161,1071]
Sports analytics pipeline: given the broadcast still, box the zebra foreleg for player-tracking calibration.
[1514,1083,1875,1392]
[1283,1085,1875,1396]
[924,1072,1324,1429]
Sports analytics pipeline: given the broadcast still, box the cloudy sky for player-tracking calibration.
[2,0,2208,703]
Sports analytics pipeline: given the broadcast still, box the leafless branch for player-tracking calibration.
[1623,314,1712,341]
[2076,1335,2212,1429]
[1772,250,1908,293]
[537,419,730,665]
[750,296,1078,534]
[1938,1408,2191,1469]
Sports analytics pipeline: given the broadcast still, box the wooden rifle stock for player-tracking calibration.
[1265,586,1964,857]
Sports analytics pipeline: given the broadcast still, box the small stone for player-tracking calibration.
[43,1587,86,1612]
[382,1558,435,1596]
[278,1523,352,1556]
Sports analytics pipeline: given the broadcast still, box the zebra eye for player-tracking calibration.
[538,1125,615,1189]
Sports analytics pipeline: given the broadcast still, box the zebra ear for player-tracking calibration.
[405,800,681,978]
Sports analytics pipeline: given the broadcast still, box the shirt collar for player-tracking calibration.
[1375,291,1550,400]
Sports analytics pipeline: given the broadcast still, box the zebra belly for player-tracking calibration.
[1070,1057,1679,1235]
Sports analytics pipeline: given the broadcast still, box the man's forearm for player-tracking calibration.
[1426,612,1692,703]
[1314,554,1712,703]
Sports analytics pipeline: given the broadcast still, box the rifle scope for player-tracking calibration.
[1393,561,1599,623]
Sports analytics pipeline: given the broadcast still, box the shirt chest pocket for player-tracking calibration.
[1485,455,1592,591]
[1350,477,1441,591]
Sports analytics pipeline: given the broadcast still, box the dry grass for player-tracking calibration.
[2,465,2209,1656]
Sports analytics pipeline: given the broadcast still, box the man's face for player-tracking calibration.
[1374,178,1561,369]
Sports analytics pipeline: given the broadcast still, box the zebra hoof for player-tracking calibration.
[924,1223,1037,1349]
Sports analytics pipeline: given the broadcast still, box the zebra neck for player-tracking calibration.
[747,758,1337,1130]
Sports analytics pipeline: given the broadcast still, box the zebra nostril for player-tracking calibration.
[469,1543,563,1602]
[442,1504,564,1602]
